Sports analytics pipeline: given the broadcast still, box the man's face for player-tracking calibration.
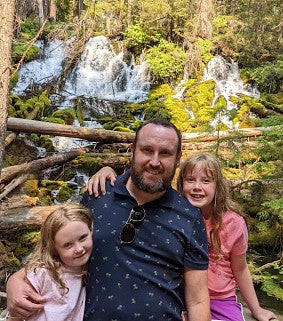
[130,123,181,193]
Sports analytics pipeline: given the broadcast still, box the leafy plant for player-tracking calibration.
[145,40,187,85]
[246,61,283,94]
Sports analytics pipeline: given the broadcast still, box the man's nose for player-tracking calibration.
[149,153,161,166]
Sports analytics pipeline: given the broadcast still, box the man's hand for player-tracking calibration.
[6,269,45,319]
[86,166,117,197]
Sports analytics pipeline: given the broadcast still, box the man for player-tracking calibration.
[6,118,210,321]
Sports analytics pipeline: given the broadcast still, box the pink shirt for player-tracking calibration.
[205,210,248,299]
[27,267,85,321]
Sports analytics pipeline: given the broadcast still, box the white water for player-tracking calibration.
[202,55,260,128]
[13,36,150,105]
[13,36,151,152]
[13,40,66,94]
[63,36,151,103]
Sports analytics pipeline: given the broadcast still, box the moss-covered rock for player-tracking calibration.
[52,108,76,125]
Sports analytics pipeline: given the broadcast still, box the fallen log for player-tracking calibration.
[7,117,135,143]
[7,117,283,144]
[0,147,87,184]
[0,205,60,235]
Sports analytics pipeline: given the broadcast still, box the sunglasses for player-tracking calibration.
[120,206,146,244]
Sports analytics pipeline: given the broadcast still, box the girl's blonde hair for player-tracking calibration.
[25,202,93,292]
[177,152,246,257]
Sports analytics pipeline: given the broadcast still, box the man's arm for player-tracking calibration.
[183,267,210,321]
[6,268,45,319]
[86,166,117,196]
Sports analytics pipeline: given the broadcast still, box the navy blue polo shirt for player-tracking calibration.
[82,171,208,321]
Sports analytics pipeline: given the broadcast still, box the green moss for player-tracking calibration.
[9,68,19,90]
[38,187,53,205]
[42,117,66,124]
[52,108,76,125]
[71,154,104,175]
[22,179,39,197]
[41,180,68,190]
[8,91,52,120]
[196,37,213,64]
[14,231,40,260]
[113,126,132,132]
[12,44,40,63]
[30,134,55,152]
[104,121,125,130]
[75,99,84,126]
[56,185,73,202]
[183,80,216,131]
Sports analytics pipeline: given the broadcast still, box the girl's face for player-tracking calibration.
[54,220,93,272]
[182,165,216,218]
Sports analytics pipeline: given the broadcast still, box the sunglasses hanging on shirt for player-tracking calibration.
[120,206,146,244]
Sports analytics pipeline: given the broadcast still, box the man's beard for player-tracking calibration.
[130,160,176,194]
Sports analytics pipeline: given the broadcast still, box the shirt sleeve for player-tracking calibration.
[230,215,248,255]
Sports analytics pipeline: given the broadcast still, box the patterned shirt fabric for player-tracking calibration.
[205,210,248,299]
[82,171,208,321]
[26,267,85,321]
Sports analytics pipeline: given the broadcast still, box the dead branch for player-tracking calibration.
[0,174,28,201]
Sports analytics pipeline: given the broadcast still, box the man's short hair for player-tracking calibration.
[133,118,182,154]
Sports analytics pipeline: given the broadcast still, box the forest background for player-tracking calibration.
[0,0,282,312]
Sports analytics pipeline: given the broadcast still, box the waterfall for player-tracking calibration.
[203,55,260,109]
[203,55,260,128]
[12,36,151,152]
[13,36,151,104]
[63,36,150,103]
[12,40,66,94]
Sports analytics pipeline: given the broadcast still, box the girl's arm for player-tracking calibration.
[231,253,278,321]
[86,166,117,197]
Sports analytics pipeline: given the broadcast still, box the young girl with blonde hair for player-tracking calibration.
[4,202,93,321]
[177,152,277,321]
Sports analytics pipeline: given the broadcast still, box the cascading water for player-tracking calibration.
[12,35,151,152]
[12,39,66,94]
[64,36,150,103]
[13,36,151,105]
[202,55,260,128]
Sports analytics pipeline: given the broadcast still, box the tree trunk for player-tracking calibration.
[49,0,57,21]
[37,0,45,25]
[7,117,135,143]
[0,0,15,175]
